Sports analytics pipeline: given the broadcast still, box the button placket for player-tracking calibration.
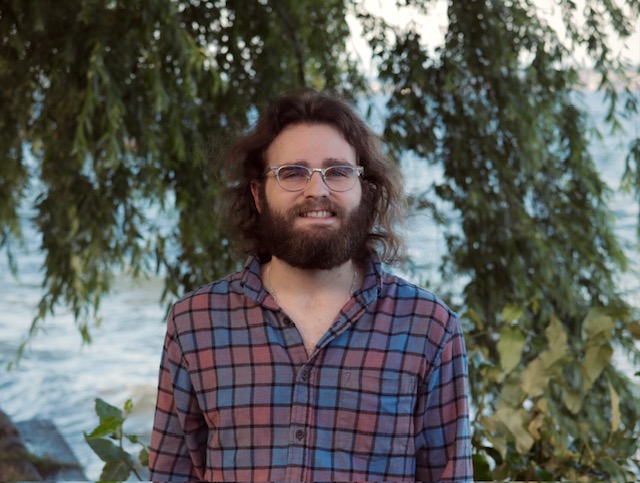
[299,367,309,382]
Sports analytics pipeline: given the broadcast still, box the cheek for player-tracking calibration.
[347,184,364,208]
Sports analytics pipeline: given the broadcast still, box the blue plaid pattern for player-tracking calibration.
[149,253,473,482]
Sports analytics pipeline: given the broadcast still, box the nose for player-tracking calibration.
[303,170,330,197]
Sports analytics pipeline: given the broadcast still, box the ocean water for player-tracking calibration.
[0,92,638,480]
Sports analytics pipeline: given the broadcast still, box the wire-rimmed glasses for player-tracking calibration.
[266,165,364,192]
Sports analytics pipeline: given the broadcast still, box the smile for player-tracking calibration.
[300,210,334,218]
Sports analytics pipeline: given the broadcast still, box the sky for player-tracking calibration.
[347,0,640,77]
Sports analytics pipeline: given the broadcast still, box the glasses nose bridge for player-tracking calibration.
[306,167,329,187]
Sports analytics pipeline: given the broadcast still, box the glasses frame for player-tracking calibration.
[266,164,365,192]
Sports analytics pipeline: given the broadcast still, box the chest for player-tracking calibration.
[280,297,348,356]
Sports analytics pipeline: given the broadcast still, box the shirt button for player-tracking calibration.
[295,429,305,441]
[282,317,293,326]
[300,369,309,381]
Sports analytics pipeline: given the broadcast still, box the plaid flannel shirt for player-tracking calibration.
[149,253,473,482]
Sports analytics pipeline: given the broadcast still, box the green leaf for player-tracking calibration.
[100,460,131,482]
[562,388,583,415]
[582,308,615,343]
[521,358,549,397]
[85,437,125,463]
[582,343,613,391]
[501,304,525,323]
[139,447,150,467]
[497,326,526,373]
[85,417,122,439]
[95,398,124,422]
[126,433,139,444]
[494,406,535,454]
[598,456,626,482]
[123,398,134,413]
[539,314,569,369]
[608,382,621,434]
[472,454,492,481]
[499,377,525,406]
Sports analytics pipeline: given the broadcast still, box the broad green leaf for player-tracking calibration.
[482,365,505,383]
[85,417,122,439]
[494,406,535,454]
[562,388,583,414]
[582,344,613,391]
[100,460,131,482]
[139,447,150,467]
[499,377,525,406]
[540,314,569,369]
[472,454,492,481]
[497,326,526,373]
[85,437,125,463]
[628,322,640,339]
[95,398,123,422]
[521,358,549,397]
[535,397,549,415]
[501,304,525,323]
[527,413,544,440]
[582,308,614,343]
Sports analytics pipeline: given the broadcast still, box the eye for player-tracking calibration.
[279,166,309,179]
[326,166,353,178]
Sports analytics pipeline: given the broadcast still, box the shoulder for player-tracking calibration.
[173,270,243,312]
[165,268,248,338]
[377,271,460,337]
[383,271,456,315]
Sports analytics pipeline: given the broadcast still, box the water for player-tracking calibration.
[0,271,166,479]
[1,92,638,480]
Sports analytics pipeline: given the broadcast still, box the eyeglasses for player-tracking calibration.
[266,165,364,192]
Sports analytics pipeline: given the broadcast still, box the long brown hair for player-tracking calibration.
[220,88,406,264]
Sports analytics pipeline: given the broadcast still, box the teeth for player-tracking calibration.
[302,211,332,218]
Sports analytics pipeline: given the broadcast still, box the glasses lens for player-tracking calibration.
[276,166,310,191]
[324,166,358,191]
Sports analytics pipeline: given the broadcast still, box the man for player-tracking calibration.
[149,89,473,482]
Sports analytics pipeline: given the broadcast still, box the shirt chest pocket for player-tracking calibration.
[335,370,416,458]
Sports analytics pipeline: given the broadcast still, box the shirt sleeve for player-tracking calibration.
[148,307,207,482]
[415,311,473,483]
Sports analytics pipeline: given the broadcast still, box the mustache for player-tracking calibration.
[289,199,345,217]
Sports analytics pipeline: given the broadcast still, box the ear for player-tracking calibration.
[250,180,263,214]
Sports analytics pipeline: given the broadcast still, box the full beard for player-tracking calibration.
[258,192,372,270]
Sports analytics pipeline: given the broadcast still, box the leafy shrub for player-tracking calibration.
[84,398,149,481]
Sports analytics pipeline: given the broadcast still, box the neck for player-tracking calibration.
[265,257,358,303]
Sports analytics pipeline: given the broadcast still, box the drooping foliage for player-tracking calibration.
[361,0,640,479]
[0,0,363,343]
[1,0,639,480]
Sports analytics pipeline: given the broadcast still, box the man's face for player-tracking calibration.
[251,123,372,269]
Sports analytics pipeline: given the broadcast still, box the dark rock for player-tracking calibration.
[0,410,43,481]
[0,410,86,481]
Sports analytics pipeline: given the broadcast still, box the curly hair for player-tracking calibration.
[220,88,406,264]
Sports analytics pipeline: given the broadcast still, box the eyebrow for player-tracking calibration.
[289,157,355,167]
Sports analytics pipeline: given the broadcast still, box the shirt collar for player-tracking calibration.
[240,252,384,307]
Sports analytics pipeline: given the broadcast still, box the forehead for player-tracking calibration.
[265,123,357,166]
